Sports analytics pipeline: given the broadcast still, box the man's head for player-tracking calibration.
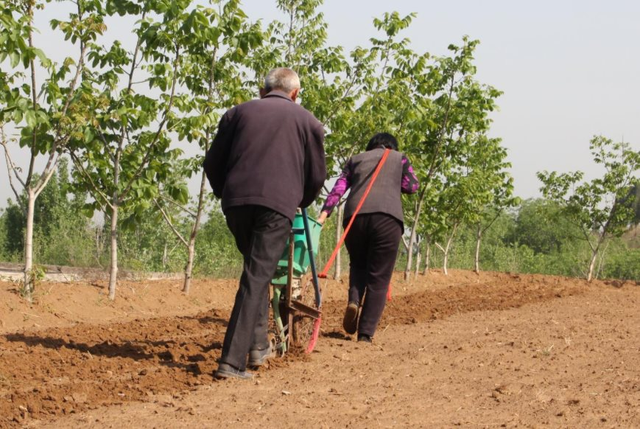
[260,68,301,101]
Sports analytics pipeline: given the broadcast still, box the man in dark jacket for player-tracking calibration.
[203,68,326,380]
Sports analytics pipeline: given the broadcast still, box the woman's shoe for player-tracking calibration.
[357,334,372,343]
[343,302,359,335]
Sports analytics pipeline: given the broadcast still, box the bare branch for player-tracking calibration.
[131,78,152,86]
[159,194,197,218]
[95,126,117,164]
[33,151,59,199]
[154,199,189,248]
[68,151,114,211]
[55,24,88,140]
[480,210,502,235]
[34,132,73,199]
[127,23,145,94]
[1,140,26,209]
[188,165,210,237]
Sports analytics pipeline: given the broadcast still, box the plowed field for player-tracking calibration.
[1,270,638,428]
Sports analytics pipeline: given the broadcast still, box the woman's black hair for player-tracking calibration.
[366,132,398,151]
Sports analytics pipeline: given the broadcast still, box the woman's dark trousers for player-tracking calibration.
[343,213,402,338]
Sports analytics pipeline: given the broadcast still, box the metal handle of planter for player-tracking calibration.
[301,208,321,309]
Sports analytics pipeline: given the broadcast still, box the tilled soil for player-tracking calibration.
[0,270,638,428]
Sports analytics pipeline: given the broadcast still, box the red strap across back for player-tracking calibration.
[319,149,391,278]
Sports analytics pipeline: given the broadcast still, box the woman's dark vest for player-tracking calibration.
[343,149,404,224]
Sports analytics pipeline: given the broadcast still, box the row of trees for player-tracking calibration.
[1,0,639,301]
[1,170,639,282]
[0,159,243,277]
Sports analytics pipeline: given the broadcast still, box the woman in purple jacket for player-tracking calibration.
[317,133,419,342]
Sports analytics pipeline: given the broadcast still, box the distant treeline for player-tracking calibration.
[1,159,638,281]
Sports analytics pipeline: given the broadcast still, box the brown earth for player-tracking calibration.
[0,270,638,428]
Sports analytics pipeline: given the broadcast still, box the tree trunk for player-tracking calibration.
[94,226,102,265]
[162,242,168,269]
[442,227,457,276]
[107,140,123,300]
[595,240,610,280]
[586,234,607,282]
[404,191,426,280]
[414,241,421,278]
[422,238,431,275]
[183,241,196,293]
[22,189,37,301]
[183,168,208,294]
[334,204,343,280]
[586,248,598,282]
[108,204,119,300]
[474,224,482,274]
[442,249,449,276]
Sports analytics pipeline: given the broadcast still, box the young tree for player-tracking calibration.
[468,135,517,273]
[0,0,104,300]
[68,0,192,299]
[430,168,471,275]
[538,136,640,281]
[400,37,502,280]
[472,193,518,274]
[0,157,92,265]
[153,0,263,293]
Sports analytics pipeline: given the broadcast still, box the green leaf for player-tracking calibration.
[25,110,37,128]
[33,48,52,67]
[9,52,20,68]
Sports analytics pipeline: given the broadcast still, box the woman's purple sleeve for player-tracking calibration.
[401,155,419,194]
[321,164,352,216]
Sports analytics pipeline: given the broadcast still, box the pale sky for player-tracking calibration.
[1,0,639,208]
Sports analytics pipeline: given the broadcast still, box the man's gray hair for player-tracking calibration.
[264,68,301,93]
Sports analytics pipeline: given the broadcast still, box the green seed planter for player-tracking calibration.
[271,213,321,285]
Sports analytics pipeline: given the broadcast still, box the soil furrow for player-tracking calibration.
[0,272,594,427]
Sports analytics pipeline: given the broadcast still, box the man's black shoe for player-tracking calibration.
[248,344,274,367]
[214,363,254,380]
[357,334,372,343]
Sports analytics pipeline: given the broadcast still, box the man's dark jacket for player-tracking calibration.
[203,90,326,221]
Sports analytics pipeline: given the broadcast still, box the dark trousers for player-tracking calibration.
[343,213,402,337]
[221,205,291,370]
